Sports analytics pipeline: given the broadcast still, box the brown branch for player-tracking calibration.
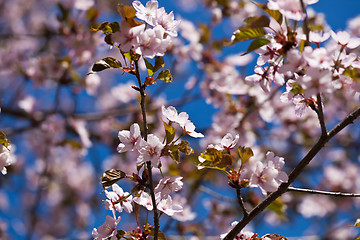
[236,188,249,217]
[316,93,327,137]
[287,187,360,197]
[223,106,360,240]
[134,59,159,240]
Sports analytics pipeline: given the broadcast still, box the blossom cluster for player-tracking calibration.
[93,105,201,239]
[112,0,180,58]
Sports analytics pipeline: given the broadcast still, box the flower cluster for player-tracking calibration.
[112,0,180,58]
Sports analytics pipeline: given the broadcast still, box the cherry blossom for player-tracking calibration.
[133,191,153,211]
[92,215,121,240]
[157,195,183,216]
[153,8,180,37]
[154,176,183,199]
[268,0,319,21]
[0,145,16,175]
[330,30,360,49]
[133,0,159,26]
[105,184,133,214]
[117,123,143,153]
[161,105,204,138]
[112,20,145,52]
[135,25,172,58]
[137,134,164,166]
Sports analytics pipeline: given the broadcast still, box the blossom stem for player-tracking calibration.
[287,187,360,197]
[236,187,249,217]
[223,106,360,240]
[134,59,160,240]
[300,0,310,46]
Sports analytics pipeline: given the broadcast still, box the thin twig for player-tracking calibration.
[287,187,360,197]
[236,188,249,217]
[199,185,238,203]
[223,106,360,240]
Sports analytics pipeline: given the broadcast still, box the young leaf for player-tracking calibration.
[149,229,167,240]
[156,69,173,83]
[161,119,175,144]
[153,56,165,73]
[252,1,283,25]
[169,145,180,164]
[244,15,270,28]
[92,57,122,72]
[231,27,266,44]
[117,4,143,27]
[144,58,154,76]
[0,131,11,149]
[238,146,254,165]
[198,148,232,171]
[178,140,194,155]
[101,169,127,190]
[242,37,271,55]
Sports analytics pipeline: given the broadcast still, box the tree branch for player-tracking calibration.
[287,187,360,197]
[316,93,328,137]
[134,59,159,240]
[236,188,249,217]
[223,106,360,240]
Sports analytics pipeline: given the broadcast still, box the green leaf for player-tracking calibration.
[238,146,254,165]
[169,145,180,164]
[0,131,11,149]
[149,229,167,240]
[252,1,283,25]
[144,58,154,76]
[198,148,232,171]
[101,169,127,190]
[230,27,266,44]
[244,15,270,28]
[92,57,122,72]
[242,37,271,55]
[156,69,173,83]
[161,119,175,144]
[153,56,165,73]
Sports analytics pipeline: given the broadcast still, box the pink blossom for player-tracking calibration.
[171,195,196,222]
[154,8,180,37]
[137,134,164,166]
[133,191,153,211]
[302,46,332,70]
[92,215,121,240]
[182,120,204,138]
[155,176,183,199]
[268,0,318,21]
[250,161,280,195]
[135,25,171,58]
[245,65,284,92]
[220,221,255,240]
[69,118,92,149]
[157,195,183,216]
[104,184,133,214]
[117,123,143,153]
[330,30,360,49]
[162,105,204,138]
[133,0,159,26]
[112,20,145,52]
[18,95,36,113]
[0,145,16,175]
[209,133,239,151]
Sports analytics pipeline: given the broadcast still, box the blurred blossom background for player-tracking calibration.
[1,0,360,239]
